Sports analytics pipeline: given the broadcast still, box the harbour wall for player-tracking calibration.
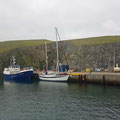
[68,72,120,86]
[0,73,3,85]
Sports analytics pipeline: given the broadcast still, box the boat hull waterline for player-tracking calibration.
[39,75,69,82]
[3,70,33,83]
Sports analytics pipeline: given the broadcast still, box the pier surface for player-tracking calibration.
[68,72,120,75]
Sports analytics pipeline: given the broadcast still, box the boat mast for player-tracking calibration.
[114,44,116,67]
[56,28,69,67]
[45,41,48,70]
[55,27,59,72]
[10,56,16,65]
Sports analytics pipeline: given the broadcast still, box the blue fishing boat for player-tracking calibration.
[3,56,33,83]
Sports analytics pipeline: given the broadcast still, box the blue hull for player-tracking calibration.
[3,71,33,83]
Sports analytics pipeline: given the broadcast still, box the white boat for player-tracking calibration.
[39,28,69,82]
[39,74,69,82]
[113,64,120,72]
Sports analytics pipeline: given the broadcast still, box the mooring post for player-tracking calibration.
[68,75,71,83]
[79,75,83,84]
[84,75,86,84]
[78,75,81,83]
[103,75,105,85]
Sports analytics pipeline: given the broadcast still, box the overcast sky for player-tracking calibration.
[0,0,120,41]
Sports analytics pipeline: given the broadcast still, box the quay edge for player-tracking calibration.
[0,72,3,85]
[68,72,120,86]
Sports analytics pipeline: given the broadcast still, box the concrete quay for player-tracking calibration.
[68,72,120,86]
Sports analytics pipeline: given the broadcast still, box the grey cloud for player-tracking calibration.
[0,0,120,41]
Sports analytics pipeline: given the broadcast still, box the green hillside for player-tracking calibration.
[0,39,52,54]
[0,36,120,54]
[68,36,120,45]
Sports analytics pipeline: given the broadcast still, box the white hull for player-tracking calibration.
[39,74,69,82]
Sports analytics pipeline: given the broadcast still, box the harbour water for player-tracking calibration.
[0,81,120,120]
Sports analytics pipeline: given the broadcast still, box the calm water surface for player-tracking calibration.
[0,81,120,120]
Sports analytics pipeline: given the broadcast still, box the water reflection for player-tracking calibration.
[0,81,120,120]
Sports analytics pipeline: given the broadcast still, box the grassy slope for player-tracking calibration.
[0,39,52,54]
[68,36,120,45]
[0,36,120,54]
